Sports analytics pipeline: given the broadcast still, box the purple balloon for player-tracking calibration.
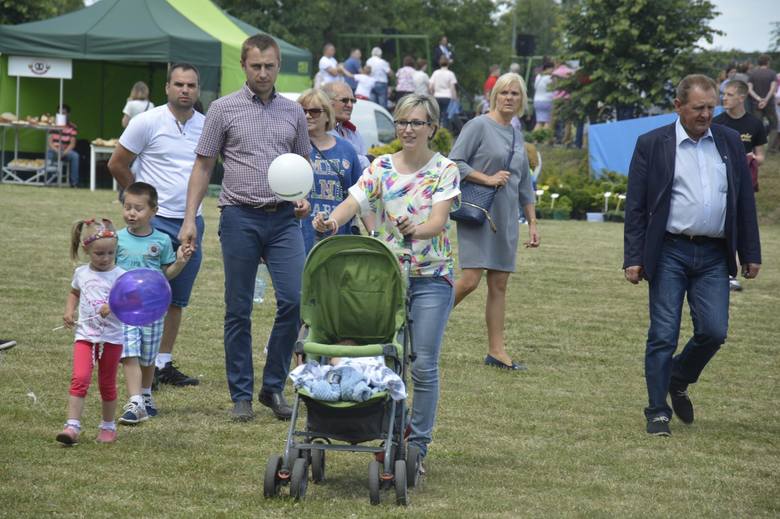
[109,269,172,326]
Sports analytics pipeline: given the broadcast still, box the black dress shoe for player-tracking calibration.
[259,390,292,420]
[231,400,254,422]
[669,380,694,424]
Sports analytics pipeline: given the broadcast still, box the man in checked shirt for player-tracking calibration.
[180,34,311,422]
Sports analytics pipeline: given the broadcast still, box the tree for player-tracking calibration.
[216,0,507,98]
[771,22,780,51]
[0,0,83,26]
[558,0,720,122]
[496,0,562,58]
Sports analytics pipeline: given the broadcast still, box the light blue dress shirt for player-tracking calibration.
[330,123,370,170]
[666,118,727,238]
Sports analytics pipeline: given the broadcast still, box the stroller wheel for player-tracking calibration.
[406,443,421,488]
[290,457,309,500]
[394,459,408,506]
[311,442,326,483]
[263,454,283,498]
[368,460,381,505]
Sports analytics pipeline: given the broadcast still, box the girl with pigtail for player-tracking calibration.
[57,218,125,446]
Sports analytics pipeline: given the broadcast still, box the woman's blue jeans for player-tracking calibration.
[407,276,454,458]
[644,236,729,419]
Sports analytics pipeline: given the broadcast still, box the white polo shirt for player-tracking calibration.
[318,56,340,84]
[119,105,205,218]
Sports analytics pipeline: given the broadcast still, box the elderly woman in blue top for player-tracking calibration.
[313,94,460,468]
[297,88,362,253]
[450,72,540,371]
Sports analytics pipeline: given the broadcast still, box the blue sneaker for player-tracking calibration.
[143,395,158,418]
[119,400,148,425]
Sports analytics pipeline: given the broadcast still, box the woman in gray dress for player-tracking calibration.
[449,72,540,370]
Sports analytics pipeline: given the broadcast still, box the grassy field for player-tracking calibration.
[0,158,778,518]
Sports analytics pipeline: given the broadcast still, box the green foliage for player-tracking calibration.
[367,139,402,157]
[216,0,508,96]
[539,165,628,219]
[431,127,454,155]
[367,127,453,157]
[494,0,563,58]
[526,128,554,143]
[536,194,573,220]
[604,209,625,222]
[558,0,721,122]
[0,0,82,25]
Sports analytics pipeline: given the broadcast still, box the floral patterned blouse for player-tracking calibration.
[348,152,461,278]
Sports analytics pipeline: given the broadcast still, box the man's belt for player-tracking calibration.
[665,232,724,244]
[246,201,292,212]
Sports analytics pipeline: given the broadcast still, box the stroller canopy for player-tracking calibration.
[301,236,405,345]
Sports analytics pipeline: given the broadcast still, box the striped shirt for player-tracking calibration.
[51,122,77,149]
[195,84,311,207]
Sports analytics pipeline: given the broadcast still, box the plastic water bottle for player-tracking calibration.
[253,264,268,304]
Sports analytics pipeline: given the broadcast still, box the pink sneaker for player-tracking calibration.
[96,428,117,444]
[56,425,80,446]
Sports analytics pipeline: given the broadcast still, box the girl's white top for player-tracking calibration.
[71,264,126,344]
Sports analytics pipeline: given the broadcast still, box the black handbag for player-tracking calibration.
[451,128,516,233]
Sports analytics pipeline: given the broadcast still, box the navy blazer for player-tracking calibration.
[623,122,761,281]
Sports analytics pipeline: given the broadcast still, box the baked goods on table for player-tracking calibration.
[91,138,119,147]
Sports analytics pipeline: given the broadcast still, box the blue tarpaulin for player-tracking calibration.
[588,113,677,177]
[588,108,723,176]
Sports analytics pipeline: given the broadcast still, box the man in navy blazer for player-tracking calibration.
[623,74,761,436]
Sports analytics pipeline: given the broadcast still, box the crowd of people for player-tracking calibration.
[47,33,763,463]
[313,38,463,131]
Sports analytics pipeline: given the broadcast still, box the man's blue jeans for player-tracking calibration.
[47,149,79,186]
[370,82,389,109]
[644,235,729,419]
[219,204,305,402]
[406,276,454,458]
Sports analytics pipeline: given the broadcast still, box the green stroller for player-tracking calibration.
[263,235,421,505]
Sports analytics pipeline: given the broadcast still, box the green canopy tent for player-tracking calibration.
[0,0,311,150]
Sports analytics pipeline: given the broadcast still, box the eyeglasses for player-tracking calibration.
[334,97,357,105]
[303,108,325,118]
[394,119,431,129]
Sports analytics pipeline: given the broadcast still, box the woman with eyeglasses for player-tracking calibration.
[313,94,460,470]
[449,72,540,372]
[297,88,362,253]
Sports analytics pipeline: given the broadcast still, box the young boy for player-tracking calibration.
[117,182,191,424]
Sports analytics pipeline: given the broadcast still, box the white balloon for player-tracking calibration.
[267,153,313,201]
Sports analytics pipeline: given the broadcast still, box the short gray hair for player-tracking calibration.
[371,47,382,57]
[676,74,717,105]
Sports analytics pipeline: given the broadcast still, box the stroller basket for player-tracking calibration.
[299,391,391,443]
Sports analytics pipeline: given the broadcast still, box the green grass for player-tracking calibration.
[1,158,779,517]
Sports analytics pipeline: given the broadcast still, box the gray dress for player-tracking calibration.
[449,114,535,272]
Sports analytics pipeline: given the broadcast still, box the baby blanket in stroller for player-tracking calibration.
[289,358,406,401]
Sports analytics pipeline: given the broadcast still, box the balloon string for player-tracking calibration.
[0,349,52,416]
[51,314,101,332]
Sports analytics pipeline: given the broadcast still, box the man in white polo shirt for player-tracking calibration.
[108,63,205,391]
